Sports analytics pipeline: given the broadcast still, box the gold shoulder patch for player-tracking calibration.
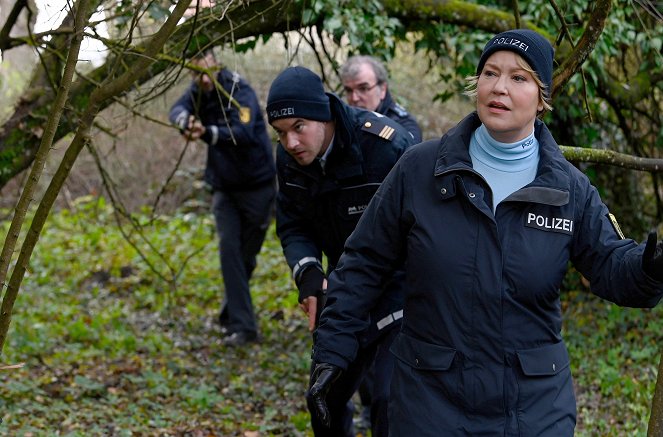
[239,107,251,124]
[361,119,395,141]
[608,213,625,239]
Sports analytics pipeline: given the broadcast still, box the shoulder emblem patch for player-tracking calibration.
[362,120,395,141]
[608,213,625,239]
[239,107,251,124]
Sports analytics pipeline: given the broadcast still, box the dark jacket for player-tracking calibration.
[376,90,422,143]
[276,93,414,344]
[169,68,275,191]
[314,113,663,436]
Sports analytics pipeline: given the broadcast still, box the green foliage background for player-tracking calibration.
[0,0,661,434]
[0,198,660,435]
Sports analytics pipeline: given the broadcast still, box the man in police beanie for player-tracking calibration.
[266,66,414,436]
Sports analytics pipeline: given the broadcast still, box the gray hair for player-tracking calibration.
[340,55,389,84]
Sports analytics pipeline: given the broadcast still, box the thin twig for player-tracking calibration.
[511,0,521,28]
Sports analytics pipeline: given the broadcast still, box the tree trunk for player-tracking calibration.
[649,353,663,436]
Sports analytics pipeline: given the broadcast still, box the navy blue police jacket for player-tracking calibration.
[314,112,663,436]
[169,68,275,191]
[376,89,422,143]
[276,93,414,345]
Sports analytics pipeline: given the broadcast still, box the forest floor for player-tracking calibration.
[0,198,661,436]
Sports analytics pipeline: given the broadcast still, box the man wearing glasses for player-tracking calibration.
[169,50,276,347]
[340,55,423,143]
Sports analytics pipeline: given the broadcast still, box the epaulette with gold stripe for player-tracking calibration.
[361,118,396,141]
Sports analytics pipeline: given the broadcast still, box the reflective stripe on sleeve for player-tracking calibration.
[292,256,322,281]
[376,310,404,330]
[209,125,219,145]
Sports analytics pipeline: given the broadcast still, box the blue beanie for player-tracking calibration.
[266,66,332,124]
[476,29,554,97]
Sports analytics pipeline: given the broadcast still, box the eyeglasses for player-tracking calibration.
[343,82,382,96]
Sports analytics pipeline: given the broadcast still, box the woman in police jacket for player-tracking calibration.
[307,29,663,436]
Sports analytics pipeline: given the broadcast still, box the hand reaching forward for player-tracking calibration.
[643,231,663,281]
[299,278,328,331]
[307,362,341,428]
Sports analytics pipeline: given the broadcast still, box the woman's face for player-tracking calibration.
[476,51,543,143]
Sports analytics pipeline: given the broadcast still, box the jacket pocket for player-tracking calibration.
[390,332,456,371]
[516,341,570,376]
[514,342,576,436]
[390,332,463,408]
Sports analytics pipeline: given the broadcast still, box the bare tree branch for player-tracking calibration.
[560,146,663,172]
[0,0,28,52]
[552,0,612,98]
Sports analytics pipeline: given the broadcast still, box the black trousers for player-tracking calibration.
[308,327,398,437]
[213,183,275,335]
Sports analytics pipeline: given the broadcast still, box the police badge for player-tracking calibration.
[240,107,251,124]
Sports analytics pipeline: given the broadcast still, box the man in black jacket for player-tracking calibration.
[169,50,276,347]
[266,66,414,436]
[340,55,422,143]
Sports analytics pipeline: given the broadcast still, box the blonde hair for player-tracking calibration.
[464,55,553,115]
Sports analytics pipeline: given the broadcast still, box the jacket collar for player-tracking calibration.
[326,93,364,180]
[532,119,570,191]
[328,93,357,150]
[434,112,571,206]
[376,89,395,115]
[434,112,480,175]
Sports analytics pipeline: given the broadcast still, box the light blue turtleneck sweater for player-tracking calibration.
[469,124,539,211]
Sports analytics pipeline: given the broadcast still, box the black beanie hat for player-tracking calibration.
[266,66,332,124]
[476,29,554,97]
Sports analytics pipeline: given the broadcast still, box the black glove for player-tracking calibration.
[307,362,342,428]
[643,231,663,281]
[297,267,325,303]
